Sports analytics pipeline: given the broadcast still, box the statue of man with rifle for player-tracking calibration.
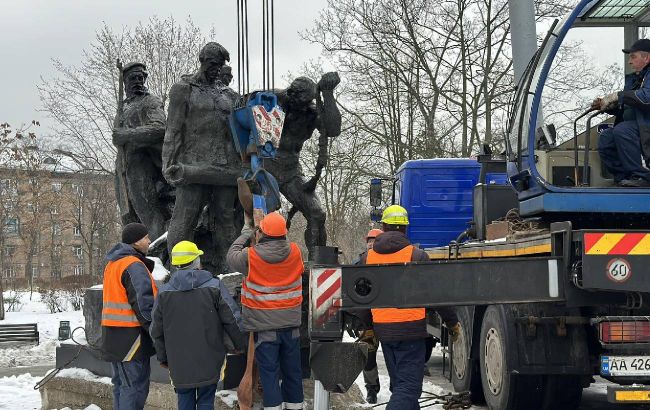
[112,61,170,241]
[266,72,342,258]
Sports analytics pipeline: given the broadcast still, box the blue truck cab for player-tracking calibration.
[394,158,510,248]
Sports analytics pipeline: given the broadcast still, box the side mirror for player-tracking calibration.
[370,179,382,207]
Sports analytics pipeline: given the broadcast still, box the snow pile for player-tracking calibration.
[215,389,238,408]
[0,339,58,368]
[56,368,112,385]
[0,373,41,409]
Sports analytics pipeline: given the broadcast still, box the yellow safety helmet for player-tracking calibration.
[170,241,204,267]
[381,205,409,226]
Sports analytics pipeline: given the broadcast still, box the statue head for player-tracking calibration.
[199,42,230,83]
[286,77,317,110]
[123,62,148,98]
[219,65,233,86]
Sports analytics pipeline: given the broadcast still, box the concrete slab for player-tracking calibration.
[40,375,367,409]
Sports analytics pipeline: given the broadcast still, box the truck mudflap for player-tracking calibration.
[582,232,650,292]
[607,385,650,403]
[309,341,368,393]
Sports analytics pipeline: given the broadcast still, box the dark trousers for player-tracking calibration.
[254,328,304,409]
[598,121,650,182]
[382,339,425,410]
[176,384,218,410]
[363,350,380,394]
[110,357,151,410]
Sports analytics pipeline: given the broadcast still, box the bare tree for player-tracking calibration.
[39,16,215,174]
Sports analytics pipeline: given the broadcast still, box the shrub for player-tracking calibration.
[4,290,23,312]
[39,288,68,313]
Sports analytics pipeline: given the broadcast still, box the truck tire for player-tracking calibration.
[479,305,544,410]
[451,307,483,402]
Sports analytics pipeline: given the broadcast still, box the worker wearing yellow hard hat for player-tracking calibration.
[362,204,459,409]
[380,204,410,226]
[170,240,204,268]
[151,240,246,409]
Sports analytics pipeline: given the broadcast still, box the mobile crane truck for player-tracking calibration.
[308,1,650,408]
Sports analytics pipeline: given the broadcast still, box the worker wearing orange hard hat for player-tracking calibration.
[227,211,305,410]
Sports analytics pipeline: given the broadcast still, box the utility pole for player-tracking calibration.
[508,0,538,83]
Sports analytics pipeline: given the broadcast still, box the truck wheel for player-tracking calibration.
[451,307,483,402]
[479,306,544,410]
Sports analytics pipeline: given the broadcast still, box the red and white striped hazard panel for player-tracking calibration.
[310,267,342,327]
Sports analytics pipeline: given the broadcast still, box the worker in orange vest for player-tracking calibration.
[101,223,158,410]
[360,205,459,409]
[227,212,305,410]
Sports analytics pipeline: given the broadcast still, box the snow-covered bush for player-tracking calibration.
[61,288,85,311]
[39,288,68,313]
[4,290,23,312]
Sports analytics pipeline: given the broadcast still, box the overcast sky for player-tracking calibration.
[0,0,329,131]
[0,0,627,134]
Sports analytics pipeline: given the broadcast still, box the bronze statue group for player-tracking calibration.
[112,41,341,274]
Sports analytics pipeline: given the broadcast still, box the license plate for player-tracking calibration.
[601,356,650,376]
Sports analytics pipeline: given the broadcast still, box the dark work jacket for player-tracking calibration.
[360,231,430,342]
[613,64,650,159]
[100,243,157,362]
[150,269,246,389]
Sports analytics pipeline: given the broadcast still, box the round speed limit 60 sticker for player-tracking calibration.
[606,258,632,283]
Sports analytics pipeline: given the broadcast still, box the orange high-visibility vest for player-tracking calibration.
[101,255,158,327]
[367,245,426,324]
[241,243,304,310]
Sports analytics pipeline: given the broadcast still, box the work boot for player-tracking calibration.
[619,177,650,187]
[366,390,378,404]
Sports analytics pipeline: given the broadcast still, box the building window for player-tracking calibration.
[73,225,81,236]
[71,184,83,196]
[50,205,59,215]
[51,269,61,279]
[0,179,17,195]
[73,265,84,276]
[52,223,61,236]
[31,266,38,279]
[3,245,16,257]
[3,218,19,234]
[2,265,15,278]
[27,202,38,213]
[73,245,83,258]
[51,182,62,192]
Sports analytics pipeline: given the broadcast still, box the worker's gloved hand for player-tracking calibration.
[343,310,372,339]
[600,92,620,111]
[590,97,603,110]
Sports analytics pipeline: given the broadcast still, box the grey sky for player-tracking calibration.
[0,0,631,134]
[0,0,329,131]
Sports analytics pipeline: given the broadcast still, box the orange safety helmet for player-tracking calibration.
[366,228,383,241]
[259,212,288,237]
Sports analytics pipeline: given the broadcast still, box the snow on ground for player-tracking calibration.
[1,291,84,368]
[0,373,41,410]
